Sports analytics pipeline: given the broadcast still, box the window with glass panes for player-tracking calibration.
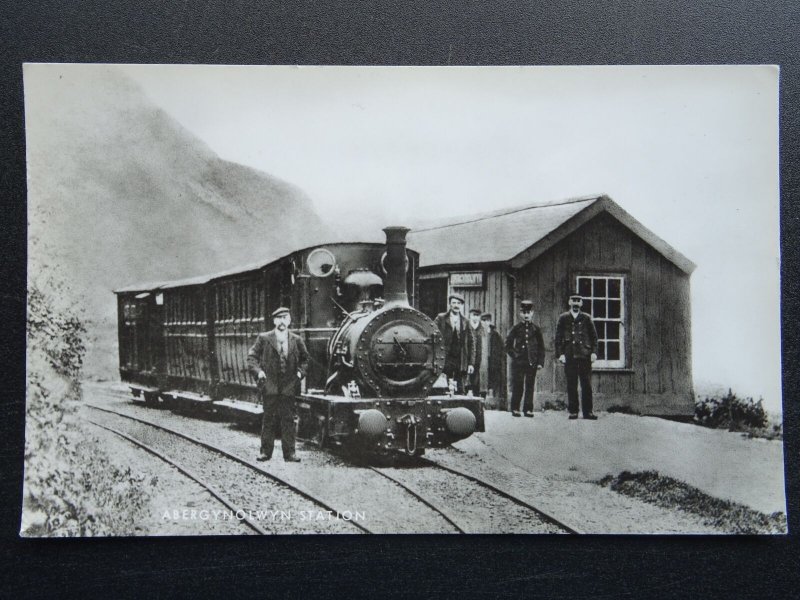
[576,275,625,368]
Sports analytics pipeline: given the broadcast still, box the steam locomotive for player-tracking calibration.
[114,227,484,457]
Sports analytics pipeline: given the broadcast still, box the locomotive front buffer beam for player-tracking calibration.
[296,394,485,458]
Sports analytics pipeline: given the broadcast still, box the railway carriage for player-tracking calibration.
[115,227,484,457]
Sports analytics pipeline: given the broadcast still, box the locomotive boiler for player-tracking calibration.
[297,227,484,457]
[114,226,483,459]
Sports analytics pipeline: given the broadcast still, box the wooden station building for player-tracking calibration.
[408,195,697,417]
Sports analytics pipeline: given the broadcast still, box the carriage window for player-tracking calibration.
[576,275,625,368]
[307,248,337,277]
[123,301,140,322]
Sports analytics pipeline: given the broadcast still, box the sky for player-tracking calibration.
[118,65,781,411]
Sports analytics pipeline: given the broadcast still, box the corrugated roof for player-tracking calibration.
[408,194,696,274]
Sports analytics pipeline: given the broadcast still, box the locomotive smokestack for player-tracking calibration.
[382,226,410,306]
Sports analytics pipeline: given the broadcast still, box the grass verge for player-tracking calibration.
[596,470,787,534]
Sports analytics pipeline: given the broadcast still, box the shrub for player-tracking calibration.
[542,399,567,411]
[694,389,768,431]
[23,281,153,536]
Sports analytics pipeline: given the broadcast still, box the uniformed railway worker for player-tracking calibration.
[555,294,599,420]
[247,307,309,462]
[504,300,545,417]
[434,293,472,394]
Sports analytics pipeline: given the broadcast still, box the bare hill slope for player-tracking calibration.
[25,64,331,321]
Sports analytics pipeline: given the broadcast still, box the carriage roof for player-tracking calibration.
[113,239,416,294]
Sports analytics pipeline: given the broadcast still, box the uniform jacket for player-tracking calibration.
[505,321,546,367]
[247,330,309,396]
[555,311,598,360]
[434,311,470,371]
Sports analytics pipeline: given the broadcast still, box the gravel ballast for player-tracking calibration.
[85,423,255,536]
[88,410,362,534]
[82,384,459,533]
[81,382,786,535]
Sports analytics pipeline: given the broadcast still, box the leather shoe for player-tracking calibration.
[256,455,271,462]
[568,414,578,420]
[584,414,598,420]
[284,455,301,462]
[524,412,535,418]
[511,411,522,417]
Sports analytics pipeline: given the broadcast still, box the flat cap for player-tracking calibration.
[448,292,465,303]
[520,299,534,309]
[468,308,482,315]
[568,294,583,301]
[480,312,493,320]
[271,306,291,318]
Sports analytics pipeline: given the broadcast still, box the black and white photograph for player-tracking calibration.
[22,63,785,536]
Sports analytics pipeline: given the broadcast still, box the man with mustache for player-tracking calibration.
[247,307,309,461]
[434,293,473,394]
[555,294,599,420]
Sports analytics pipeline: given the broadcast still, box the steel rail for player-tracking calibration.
[416,456,582,534]
[88,385,579,533]
[367,466,466,534]
[86,419,268,535]
[85,403,372,534]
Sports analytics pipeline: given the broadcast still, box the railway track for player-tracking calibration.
[85,403,370,534]
[416,457,581,534]
[86,418,266,535]
[370,460,579,534]
[86,384,578,534]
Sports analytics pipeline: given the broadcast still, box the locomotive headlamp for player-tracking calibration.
[444,407,477,438]
[356,409,388,437]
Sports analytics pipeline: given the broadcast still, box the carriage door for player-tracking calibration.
[419,275,448,319]
[120,292,161,375]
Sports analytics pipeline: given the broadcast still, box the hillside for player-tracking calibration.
[25,64,332,324]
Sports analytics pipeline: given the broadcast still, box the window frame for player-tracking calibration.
[574,273,627,369]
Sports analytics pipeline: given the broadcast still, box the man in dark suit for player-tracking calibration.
[464,308,484,396]
[433,293,472,394]
[247,307,309,461]
[480,312,506,406]
[505,300,545,417]
[555,294,599,420]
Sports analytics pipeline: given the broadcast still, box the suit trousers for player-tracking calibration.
[443,363,465,394]
[565,358,593,416]
[510,362,537,413]
[260,393,297,458]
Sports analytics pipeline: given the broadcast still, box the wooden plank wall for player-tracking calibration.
[163,287,212,392]
[448,270,513,335]
[213,275,266,389]
[516,212,694,414]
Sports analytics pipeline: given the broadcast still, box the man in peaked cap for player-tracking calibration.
[505,300,545,417]
[555,294,599,420]
[247,307,309,461]
[434,292,473,394]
